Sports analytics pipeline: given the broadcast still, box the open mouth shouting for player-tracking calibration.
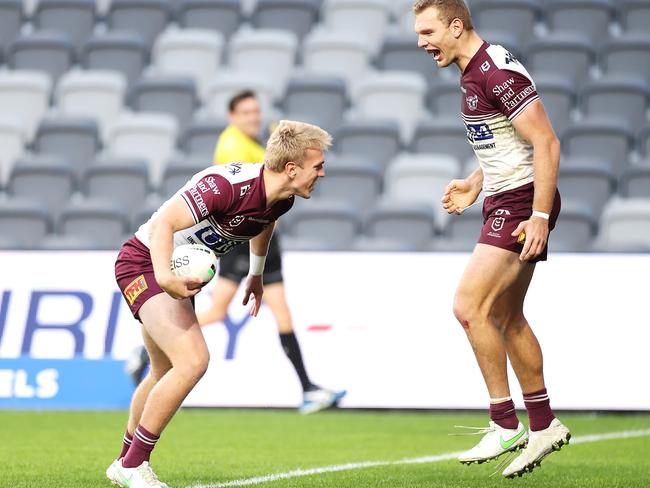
[426,47,442,62]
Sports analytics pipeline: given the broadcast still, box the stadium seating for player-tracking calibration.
[252,0,320,41]
[34,117,101,177]
[84,159,150,215]
[0,0,647,252]
[55,70,127,140]
[105,113,179,187]
[106,0,171,48]
[33,0,97,52]
[7,32,75,82]
[282,76,347,135]
[57,198,130,248]
[129,77,198,131]
[0,198,53,246]
[83,33,149,84]
[175,0,242,41]
[151,29,224,99]
[8,156,76,216]
[597,198,650,250]
[0,0,22,53]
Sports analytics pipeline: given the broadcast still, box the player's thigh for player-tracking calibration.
[454,243,531,319]
[489,262,536,330]
[141,326,172,380]
[263,282,293,331]
[139,293,209,373]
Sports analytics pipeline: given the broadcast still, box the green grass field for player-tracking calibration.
[1,409,649,488]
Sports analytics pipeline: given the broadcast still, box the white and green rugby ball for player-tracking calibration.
[170,244,218,285]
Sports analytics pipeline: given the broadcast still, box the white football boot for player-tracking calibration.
[457,421,529,464]
[110,460,170,488]
[106,459,122,486]
[299,387,347,414]
[502,418,571,478]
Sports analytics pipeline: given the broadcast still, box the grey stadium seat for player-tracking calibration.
[640,125,650,157]
[427,79,462,118]
[288,200,361,250]
[472,0,540,49]
[365,201,436,250]
[107,0,171,48]
[160,162,205,200]
[619,0,650,34]
[562,121,634,177]
[601,35,650,83]
[0,0,23,52]
[441,204,484,249]
[129,77,198,131]
[8,156,76,216]
[545,0,615,46]
[0,198,53,246]
[534,74,576,135]
[580,78,649,130]
[176,0,242,41]
[34,0,96,51]
[131,197,164,231]
[83,33,149,84]
[252,0,320,41]
[58,199,130,248]
[0,71,52,143]
[303,31,372,87]
[282,76,347,135]
[84,159,150,214]
[313,156,382,214]
[527,34,595,87]
[34,117,101,177]
[619,164,650,198]
[8,32,75,82]
[333,121,402,170]
[322,0,391,53]
[39,234,106,250]
[558,162,616,214]
[550,201,598,252]
[410,118,474,163]
[180,119,227,160]
[352,235,423,252]
[378,34,440,86]
[0,118,26,186]
[597,198,650,250]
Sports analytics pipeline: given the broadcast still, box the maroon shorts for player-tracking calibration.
[478,182,561,262]
[115,236,166,321]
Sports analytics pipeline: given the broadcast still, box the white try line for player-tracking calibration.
[187,428,650,488]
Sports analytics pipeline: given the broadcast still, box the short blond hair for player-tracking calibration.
[264,120,332,172]
[413,0,474,30]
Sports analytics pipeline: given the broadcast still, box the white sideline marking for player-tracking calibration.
[188,428,650,488]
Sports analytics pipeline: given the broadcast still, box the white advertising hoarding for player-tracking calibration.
[0,251,649,410]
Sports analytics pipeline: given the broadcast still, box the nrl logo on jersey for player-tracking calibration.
[229,215,245,227]
[466,95,478,111]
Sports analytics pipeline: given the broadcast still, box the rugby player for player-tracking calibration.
[106,120,332,487]
[414,0,570,478]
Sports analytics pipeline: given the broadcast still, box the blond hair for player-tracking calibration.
[413,0,474,30]
[264,120,332,172]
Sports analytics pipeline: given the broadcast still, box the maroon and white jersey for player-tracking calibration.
[461,42,539,195]
[135,163,293,256]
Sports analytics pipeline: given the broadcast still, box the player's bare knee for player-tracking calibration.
[453,295,482,330]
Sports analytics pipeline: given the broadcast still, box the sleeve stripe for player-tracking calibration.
[509,95,540,121]
[180,192,199,224]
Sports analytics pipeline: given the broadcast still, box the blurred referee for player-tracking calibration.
[199,90,345,414]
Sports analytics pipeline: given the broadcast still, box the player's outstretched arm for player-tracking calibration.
[149,197,204,299]
[441,166,483,215]
[243,223,276,317]
[510,100,560,262]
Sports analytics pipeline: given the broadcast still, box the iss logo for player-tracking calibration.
[466,95,478,111]
[466,123,494,143]
[491,209,511,232]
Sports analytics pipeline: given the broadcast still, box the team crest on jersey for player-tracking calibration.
[491,209,511,232]
[227,163,242,175]
[124,275,148,305]
[466,95,478,111]
[230,215,245,227]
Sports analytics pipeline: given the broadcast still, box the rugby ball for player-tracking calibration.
[170,244,218,285]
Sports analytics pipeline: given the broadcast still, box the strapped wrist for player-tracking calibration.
[249,252,266,276]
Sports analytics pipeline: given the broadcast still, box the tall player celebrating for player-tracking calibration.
[107,121,331,488]
[414,0,570,478]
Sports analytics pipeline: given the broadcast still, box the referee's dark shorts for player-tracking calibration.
[218,235,283,284]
